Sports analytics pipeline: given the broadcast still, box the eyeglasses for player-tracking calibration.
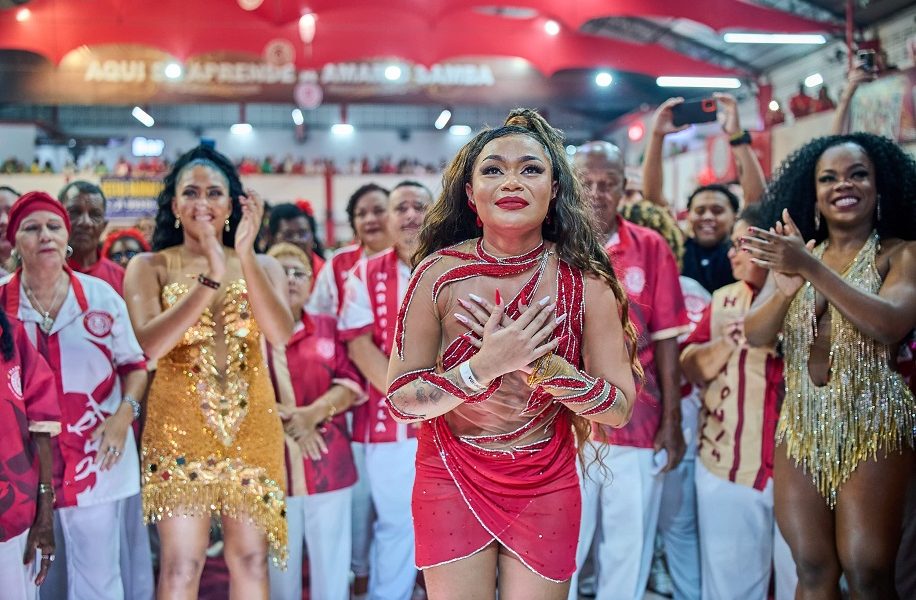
[109,250,140,263]
[284,267,312,281]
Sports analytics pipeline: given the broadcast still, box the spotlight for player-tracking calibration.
[164,63,182,79]
[595,72,613,87]
[331,123,355,135]
[292,109,304,125]
[230,123,253,134]
[544,20,560,36]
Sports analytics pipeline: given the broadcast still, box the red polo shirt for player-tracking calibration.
[597,217,690,448]
[68,256,125,297]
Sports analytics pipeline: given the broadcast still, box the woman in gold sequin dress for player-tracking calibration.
[124,146,294,599]
[744,133,916,599]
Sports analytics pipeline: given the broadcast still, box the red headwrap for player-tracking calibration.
[6,191,72,244]
[295,199,315,217]
[101,227,151,259]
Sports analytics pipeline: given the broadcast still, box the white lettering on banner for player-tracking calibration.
[84,60,296,85]
[84,60,147,83]
[321,62,496,87]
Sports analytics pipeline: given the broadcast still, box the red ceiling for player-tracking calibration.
[0,0,834,77]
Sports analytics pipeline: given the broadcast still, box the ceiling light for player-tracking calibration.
[237,0,264,10]
[449,125,472,136]
[131,107,155,128]
[331,123,355,135]
[230,123,253,135]
[565,144,576,156]
[628,122,645,142]
[384,65,402,81]
[769,100,780,111]
[299,13,317,44]
[15,8,31,22]
[723,33,826,44]
[804,73,823,88]
[292,109,304,126]
[595,72,613,87]
[434,109,452,130]
[164,63,182,79]
[544,20,560,36]
[656,76,741,89]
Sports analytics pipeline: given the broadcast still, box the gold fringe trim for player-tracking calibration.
[142,481,288,568]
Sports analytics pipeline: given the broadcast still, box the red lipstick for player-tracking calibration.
[495,196,529,210]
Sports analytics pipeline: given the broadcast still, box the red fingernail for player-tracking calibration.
[494,289,502,305]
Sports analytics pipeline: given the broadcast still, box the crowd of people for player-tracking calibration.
[0,60,913,600]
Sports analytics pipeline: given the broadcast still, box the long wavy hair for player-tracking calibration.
[415,108,641,449]
[759,133,916,243]
[152,146,244,251]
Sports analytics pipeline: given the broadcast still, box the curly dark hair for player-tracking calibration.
[268,202,326,257]
[759,133,916,243]
[151,146,243,251]
[415,109,642,447]
[346,183,389,235]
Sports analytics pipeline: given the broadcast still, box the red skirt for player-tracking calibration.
[412,414,580,582]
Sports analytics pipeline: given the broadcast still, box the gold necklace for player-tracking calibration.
[23,274,67,334]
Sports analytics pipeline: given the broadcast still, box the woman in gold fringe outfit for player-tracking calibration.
[744,133,916,600]
[124,146,293,599]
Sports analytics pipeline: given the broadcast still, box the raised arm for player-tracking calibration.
[831,59,877,135]
[236,191,294,346]
[643,97,687,208]
[715,93,766,204]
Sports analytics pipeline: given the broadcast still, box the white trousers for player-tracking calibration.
[354,440,418,600]
[0,528,40,600]
[658,456,701,600]
[571,443,663,600]
[269,487,353,600]
[696,460,773,600]
[773,521,797,600]
[57,498,126,600]
[119,493,154,600]
[351,441,374,579]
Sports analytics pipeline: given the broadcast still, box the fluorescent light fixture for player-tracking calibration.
[230,123,253,134]
[331,123,355,135]
[544,20,560,36]
[434,109,452,130]
[656,76,741,89]
[769,100,780,111]
[291,109,304,125]
[384,65,402,81]
[595,72,613,87]
[449,125,472,136]
[164,63,182,79]
[804,73,823,88]
[131,106,155,127]
[15,8,31,22]
[724,32,826,44]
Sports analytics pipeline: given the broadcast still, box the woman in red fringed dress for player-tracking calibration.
[385,109,639,599]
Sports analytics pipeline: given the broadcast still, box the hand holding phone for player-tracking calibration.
[671,98,718,127]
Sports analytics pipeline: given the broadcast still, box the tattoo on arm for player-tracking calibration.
[414,384,445,406]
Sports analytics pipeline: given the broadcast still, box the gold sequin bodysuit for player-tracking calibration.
[780,232,916,507]
[141,271,287,564]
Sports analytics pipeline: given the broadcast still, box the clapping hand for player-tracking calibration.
[235,189,264,256]
[741,209,816,297]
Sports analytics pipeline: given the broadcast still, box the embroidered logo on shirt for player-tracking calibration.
[624,266,646,294]
[315,338,335,360]
[7,365,22,399]
[83,311,114,338]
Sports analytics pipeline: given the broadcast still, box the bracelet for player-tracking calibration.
[122,394,141,420]
[324,401,336,422]
[458,360,487,392]
[197,273,221,290]
[38,483,55,503]
[729,129,752,147]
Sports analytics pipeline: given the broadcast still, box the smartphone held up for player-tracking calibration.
[671,98,719,127]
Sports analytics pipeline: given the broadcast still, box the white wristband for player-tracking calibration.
[459,360,486,392]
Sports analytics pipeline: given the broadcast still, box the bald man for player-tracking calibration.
[570,142,693,600]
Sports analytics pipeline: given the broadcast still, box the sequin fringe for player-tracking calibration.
[780,232,916,507]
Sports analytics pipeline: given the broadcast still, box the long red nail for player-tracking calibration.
[494,289,502,305]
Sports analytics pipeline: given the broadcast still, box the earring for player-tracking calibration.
[66,245,73,258]
[225,218,231,232]
[876,194,882,222]
[10,248,19,261]
[174,216,181,229]
[814,210,821,230]
[476,216,483,228]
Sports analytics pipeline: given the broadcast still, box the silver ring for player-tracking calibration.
[113,450,120,457]
[42,554,55,562]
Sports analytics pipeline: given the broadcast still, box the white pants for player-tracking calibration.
[355,440,418,600]
[571,443,663,600]
[0,528,40,600]
[774,521,797,600]
[696,460,774,600]
[57,498,127,600]
[351,441,374,579]
[658,457,701,600]
[270,488,353,600]
[119,493,154,600]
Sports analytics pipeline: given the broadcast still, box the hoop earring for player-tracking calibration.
[66,245,73,258]
[174,216,181,229]
[225,218,231,232]
[814,210,821,230]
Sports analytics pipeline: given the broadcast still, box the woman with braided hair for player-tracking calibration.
[385,109,638,598]
[744,133,916,599]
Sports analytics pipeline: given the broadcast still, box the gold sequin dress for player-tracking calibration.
[141,273,288,564]
[780,232,916,507]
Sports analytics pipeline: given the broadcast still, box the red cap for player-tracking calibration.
[7,191,72,245]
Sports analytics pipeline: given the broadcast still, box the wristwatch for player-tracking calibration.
[729,129,752,147]
[122,394,141,420]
